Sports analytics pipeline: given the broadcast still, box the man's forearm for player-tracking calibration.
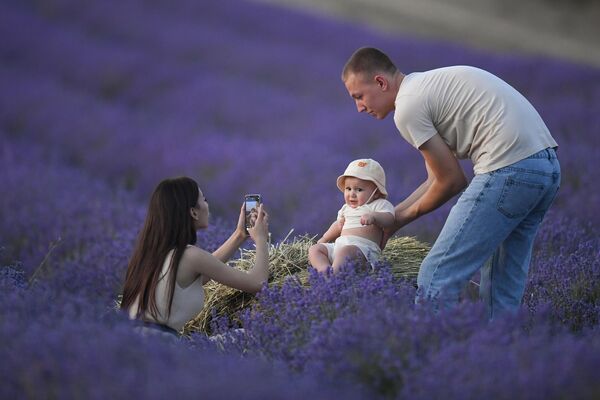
[373,212,396,229]
[395,178,432,213]
[401,178,466,223]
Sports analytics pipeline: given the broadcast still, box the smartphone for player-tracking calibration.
[244,194,262,230]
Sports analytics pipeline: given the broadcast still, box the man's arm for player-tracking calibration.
[395,134,467,228]
[394,161,435,214]
[360,211,395,229]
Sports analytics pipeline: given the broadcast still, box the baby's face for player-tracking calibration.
[343,177,377,208]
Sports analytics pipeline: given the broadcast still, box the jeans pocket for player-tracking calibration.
[497,177,545,219]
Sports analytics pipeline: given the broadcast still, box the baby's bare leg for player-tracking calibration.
[308,244,331,272]
[332,245,367,273]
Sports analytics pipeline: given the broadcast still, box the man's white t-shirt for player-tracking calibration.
[393,66,558,174]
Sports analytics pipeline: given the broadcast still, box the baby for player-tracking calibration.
[309,158,395,272]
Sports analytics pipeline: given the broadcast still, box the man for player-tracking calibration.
[342,47,560,318]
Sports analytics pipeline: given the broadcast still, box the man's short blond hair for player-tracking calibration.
[342,47,398,81]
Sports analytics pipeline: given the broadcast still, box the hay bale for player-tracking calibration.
[184,235,430,335]
[380,236,431,279]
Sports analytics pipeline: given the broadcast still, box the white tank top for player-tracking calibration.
[128,246,204,331]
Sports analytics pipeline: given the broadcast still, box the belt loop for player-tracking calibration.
[546,148,551,159]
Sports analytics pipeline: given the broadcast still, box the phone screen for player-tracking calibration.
[244,195,261,229]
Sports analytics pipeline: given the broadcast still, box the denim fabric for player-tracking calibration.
[417,148,560,319]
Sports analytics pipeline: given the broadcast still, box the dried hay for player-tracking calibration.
[184,234,430,335]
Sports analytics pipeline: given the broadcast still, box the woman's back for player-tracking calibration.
[128,247,204,331]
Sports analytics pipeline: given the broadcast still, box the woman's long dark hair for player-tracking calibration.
[120,177,199,321]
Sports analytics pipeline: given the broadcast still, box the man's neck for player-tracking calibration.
[392,71,405,94]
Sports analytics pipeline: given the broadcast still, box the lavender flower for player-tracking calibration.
[1,0,599,397]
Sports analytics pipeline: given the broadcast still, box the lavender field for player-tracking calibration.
[1,0,599,398]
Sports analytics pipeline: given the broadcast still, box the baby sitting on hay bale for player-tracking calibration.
[309,158,396,273]
[185,158,430,335]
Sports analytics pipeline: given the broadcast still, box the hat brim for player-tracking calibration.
[336,174,387,197]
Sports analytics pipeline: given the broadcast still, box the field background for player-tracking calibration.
[1,0,599,398]
[254,0,600,67]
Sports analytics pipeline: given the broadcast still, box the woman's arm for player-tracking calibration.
[186,204,270,293]
[212,204,248,263]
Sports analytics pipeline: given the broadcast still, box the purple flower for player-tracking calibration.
[1,0,599,397]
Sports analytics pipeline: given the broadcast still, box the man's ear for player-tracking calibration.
[374,75,388,90]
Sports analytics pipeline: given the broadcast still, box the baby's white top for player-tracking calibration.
[337,198,395,229]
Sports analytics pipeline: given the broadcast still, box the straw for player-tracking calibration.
[184,235,430,335]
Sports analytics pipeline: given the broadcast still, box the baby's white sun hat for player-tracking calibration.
[336,158,388,198]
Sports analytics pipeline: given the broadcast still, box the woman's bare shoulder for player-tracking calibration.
[181,245,213,264]
[177,245,220,286]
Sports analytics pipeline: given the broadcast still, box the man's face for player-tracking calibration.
[344,72,394,119]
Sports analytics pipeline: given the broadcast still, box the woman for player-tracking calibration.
[120,176,270,337]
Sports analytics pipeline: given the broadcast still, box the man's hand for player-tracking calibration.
[360,213,376,226]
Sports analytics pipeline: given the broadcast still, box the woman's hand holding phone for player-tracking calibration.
[248,203,269,244]
[236,203,250,239]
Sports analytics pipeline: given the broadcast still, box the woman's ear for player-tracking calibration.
[190,207,199,220]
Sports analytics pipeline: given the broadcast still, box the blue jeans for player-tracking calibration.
[416,148,561,319]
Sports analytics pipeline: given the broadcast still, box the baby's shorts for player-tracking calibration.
[322,235,382,267]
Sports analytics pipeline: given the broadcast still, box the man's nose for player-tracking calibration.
[356,100,366,113]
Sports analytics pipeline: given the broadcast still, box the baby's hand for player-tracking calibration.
[361,213,376,226]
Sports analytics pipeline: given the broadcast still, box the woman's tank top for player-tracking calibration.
[128,246,204,331]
